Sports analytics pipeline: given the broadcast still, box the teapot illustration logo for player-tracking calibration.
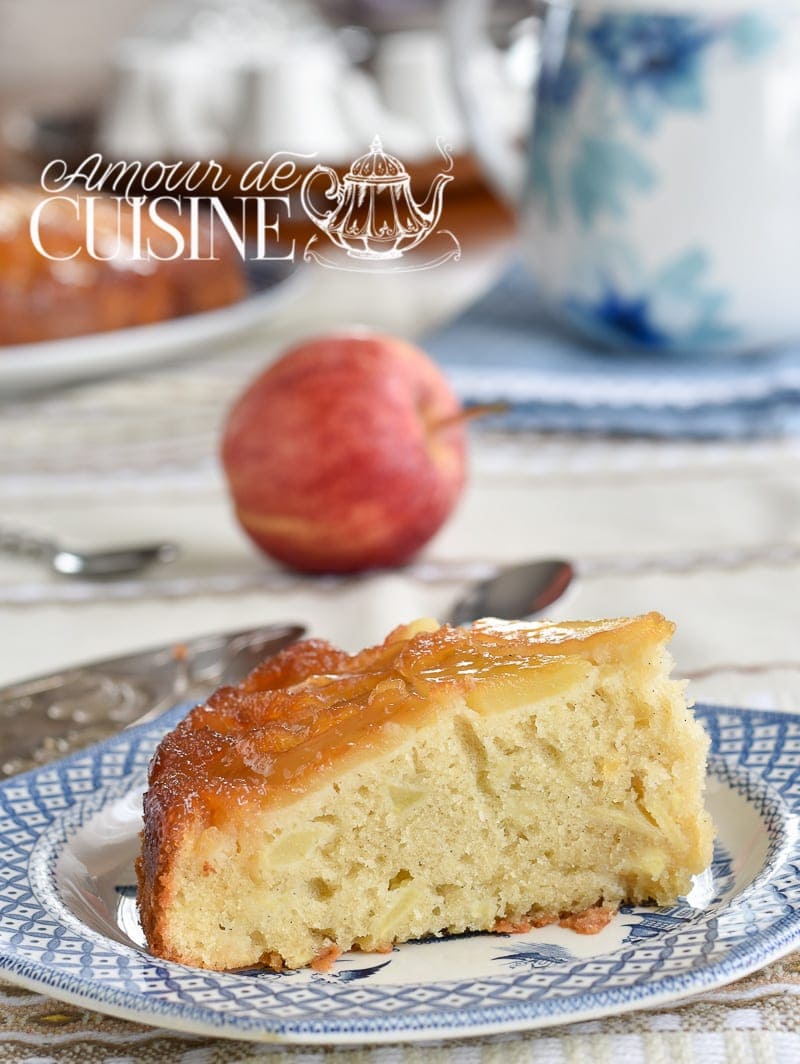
[300,136,460,271]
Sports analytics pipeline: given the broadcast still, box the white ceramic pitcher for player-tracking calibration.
[449,0,800,355]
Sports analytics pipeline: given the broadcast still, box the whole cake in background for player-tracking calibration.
[137,612,713,972]
[0,186,247,346]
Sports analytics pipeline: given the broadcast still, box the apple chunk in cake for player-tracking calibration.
[137,612,713,970]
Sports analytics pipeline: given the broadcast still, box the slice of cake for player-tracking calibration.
[137,613,713,971]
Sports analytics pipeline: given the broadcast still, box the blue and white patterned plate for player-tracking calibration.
[1,703,799,1045]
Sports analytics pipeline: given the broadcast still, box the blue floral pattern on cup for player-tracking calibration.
[726,13,780,60]
[586,16,717,133]
[531,11,779,225]
[563,246,738,352]
[529,54,584,221]
[569,137,655,226]
[525,8,781,352]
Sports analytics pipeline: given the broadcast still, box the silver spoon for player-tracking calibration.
[448,558,575,626]
[0,526,179,578]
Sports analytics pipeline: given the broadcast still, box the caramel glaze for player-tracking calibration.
[137,612,672,950]
[0,186,247,345]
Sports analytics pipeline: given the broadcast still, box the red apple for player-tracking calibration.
[221,330,467,573]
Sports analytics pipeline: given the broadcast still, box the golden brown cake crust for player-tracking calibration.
[137,613,676,960]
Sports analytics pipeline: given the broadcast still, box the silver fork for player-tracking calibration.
[0,623,305,778]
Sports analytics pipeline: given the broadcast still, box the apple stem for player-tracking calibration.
[432,402,509,433]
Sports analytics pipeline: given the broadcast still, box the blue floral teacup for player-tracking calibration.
[450,1,800,356]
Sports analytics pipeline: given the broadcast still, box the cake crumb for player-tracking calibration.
[559,904,615,935]
[493,906,614,936]
[529,911,559,928]
[493,917,533,934]
[310,945,342,972]
[202,861,216,875]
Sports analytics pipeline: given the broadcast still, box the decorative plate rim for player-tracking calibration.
[1,702,799,1045]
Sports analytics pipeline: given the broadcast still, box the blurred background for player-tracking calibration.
[0,0,543,366]
[0,0,533,228]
